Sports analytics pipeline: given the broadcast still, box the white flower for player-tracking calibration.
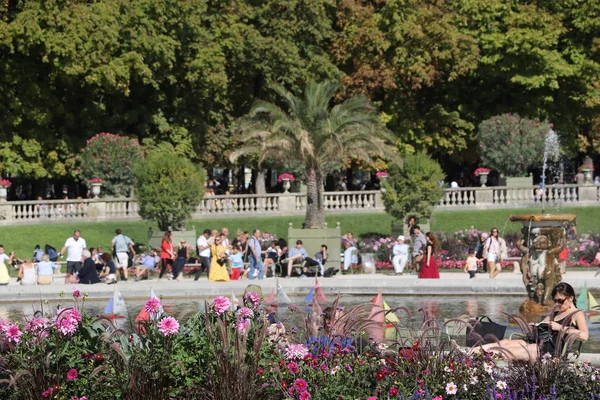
[445,382,458,395]
[444,366,452,372]
[379,359,386,365]
[463,384,468,391]
[496,380,507,390]
[377,343,388,350]
[470,376,479,385]
[484,362,494,374]
[331,366,340,375]
[591,374,596,381]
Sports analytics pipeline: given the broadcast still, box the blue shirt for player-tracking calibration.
[289,247,308,259]
[249,237,262,259]
[37,261,59,276]
[142,255,156,269]
[112,234,133,253]
[230,253,243,269]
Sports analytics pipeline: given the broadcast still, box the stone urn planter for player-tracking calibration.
[478,172,489,187]
[0,186,7,200]
[282,179,291,193]
[361,253,377,274]
[91,183,102,199]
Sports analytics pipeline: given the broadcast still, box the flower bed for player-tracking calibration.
[0,289,599,399]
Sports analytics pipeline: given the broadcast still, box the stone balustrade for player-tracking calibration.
[0,185,598,225]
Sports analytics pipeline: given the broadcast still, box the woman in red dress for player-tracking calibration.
[419,232,440,279]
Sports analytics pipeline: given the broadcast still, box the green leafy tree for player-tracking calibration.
[381,152,445,221]
[235,81,397,228]
[477,114,551,177]
[134,145,205,231]
[75,133,143,196]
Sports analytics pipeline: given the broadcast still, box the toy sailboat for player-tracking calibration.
[370,291,401,340]
[104,287,126,319]
[265,278,291,306]
[304,277,329,305]
[231,290,240,311]
[577,283,600,324]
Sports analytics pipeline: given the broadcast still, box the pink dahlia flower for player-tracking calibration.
[158,316,180,336]
[211,296,231,315]
[284,344,309,360]
[144,297,162,315]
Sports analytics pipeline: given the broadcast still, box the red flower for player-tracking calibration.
[67,368,78,380]
[389,387,399,396]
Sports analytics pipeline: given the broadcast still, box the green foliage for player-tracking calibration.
[477,114,551,177]
[382,152,445,221]
[134,145,205,231]
[0,135,72,178]
[75,133,143,196]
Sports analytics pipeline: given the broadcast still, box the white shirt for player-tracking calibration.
[221,237,230,254]
[196,235,211,257]
[0,253,9,266]
[393,243,409,257]
[64,237,87,262]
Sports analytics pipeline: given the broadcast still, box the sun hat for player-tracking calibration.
[397,235,405,241]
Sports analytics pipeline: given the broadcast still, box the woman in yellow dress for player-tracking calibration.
[209,236,230,282]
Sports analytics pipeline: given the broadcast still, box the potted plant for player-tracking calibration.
[578,163,594,185]
[474,167,491,187]
[89,178,103,198]
[277,173,295,193]
[0,179,11,200]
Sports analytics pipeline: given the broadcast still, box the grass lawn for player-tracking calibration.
[2,206,599,264]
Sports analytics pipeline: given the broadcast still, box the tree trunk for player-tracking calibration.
[305,168,325,228]
[255,168,266,195]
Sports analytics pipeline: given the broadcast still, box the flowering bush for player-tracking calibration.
[89,178,103,184]
[474,167,491,177]
[277,173,296,183]
[376,171,389,178]
[578,163,594,172]
[0,179,11,187]
[259,232,278,248]
[74,133,143,196]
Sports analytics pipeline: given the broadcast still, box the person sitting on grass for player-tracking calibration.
[78,250,101,285]
[99,253,117,284]
[286,240,309,278]
[470,282,588,360]
[134,249,158,281]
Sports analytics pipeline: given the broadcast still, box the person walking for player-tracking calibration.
[59,230,87,283]
[111,229,135,281]
[419,232,440,279]
[392,235,409,275]
[159,231,175,280]
[195,229,212,280]
[248,229,265,280]
[483,227,507,279]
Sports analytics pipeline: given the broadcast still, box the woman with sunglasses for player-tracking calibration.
[208,236,230,282]
[473,282,588,360]
[483,227,507,279]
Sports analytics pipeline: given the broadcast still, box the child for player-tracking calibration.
[263,241,281,277]
[229,247,244,280]
[464,248,478,279]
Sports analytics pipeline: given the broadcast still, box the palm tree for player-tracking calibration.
[231,81,397,228]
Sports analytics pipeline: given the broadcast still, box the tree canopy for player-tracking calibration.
[1,0,599,179]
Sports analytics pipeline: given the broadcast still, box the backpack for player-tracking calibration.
[33,248,45,262]
[45,244,58,262]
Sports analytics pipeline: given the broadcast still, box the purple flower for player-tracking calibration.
[344,364,353,372]
[158,317,180,336]
[237,307,254,320]
[243,292,260,308]
[211,296,231,315]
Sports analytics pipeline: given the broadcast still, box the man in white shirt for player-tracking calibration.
[392,235,409,275]
[195,229,212,280]
[59,230,87,283]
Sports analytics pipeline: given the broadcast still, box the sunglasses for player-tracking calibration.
[553,297,567,304]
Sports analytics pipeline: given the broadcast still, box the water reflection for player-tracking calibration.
[1,295,598,353]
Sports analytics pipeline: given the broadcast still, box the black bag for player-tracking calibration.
[216,258,226,267]
[323,267,336,277]
[466,316,507,346]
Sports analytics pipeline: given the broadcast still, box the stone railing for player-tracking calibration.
[0,185,598,225]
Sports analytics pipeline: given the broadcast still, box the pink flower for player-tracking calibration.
[54,309,82,337]
[287,361,299,374]
[237,307,254,320]
[158,317,180,336]
[299,391,311,400]
[67,368,78,380]
[6,324,22,344]
[432,397,443,400]
[144,297,162,315]
[236,319,251,333]
[243,292,260,308]
[320,363,328,372]
[284,344,309,360]
[72,287,81,299]
[26,317,49,336]
[211,296,231,315]
[390,388,399,396]
[294,378,308,391]
[42,387,54,398]
[367,398,378,400]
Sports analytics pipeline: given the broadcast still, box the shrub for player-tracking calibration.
[381,152,445,221]
[74,133,143,196]
[477,114,551,177]
[133,144,205,231]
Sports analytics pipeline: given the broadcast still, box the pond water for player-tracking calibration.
[3,295,599,353]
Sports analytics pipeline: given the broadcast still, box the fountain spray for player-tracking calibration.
[541,129,560,214]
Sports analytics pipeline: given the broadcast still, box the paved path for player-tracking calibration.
[2,270,599,303]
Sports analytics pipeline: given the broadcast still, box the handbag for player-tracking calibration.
[526,323,553,344]
[216,258,226,267]
[466,316,507,346]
